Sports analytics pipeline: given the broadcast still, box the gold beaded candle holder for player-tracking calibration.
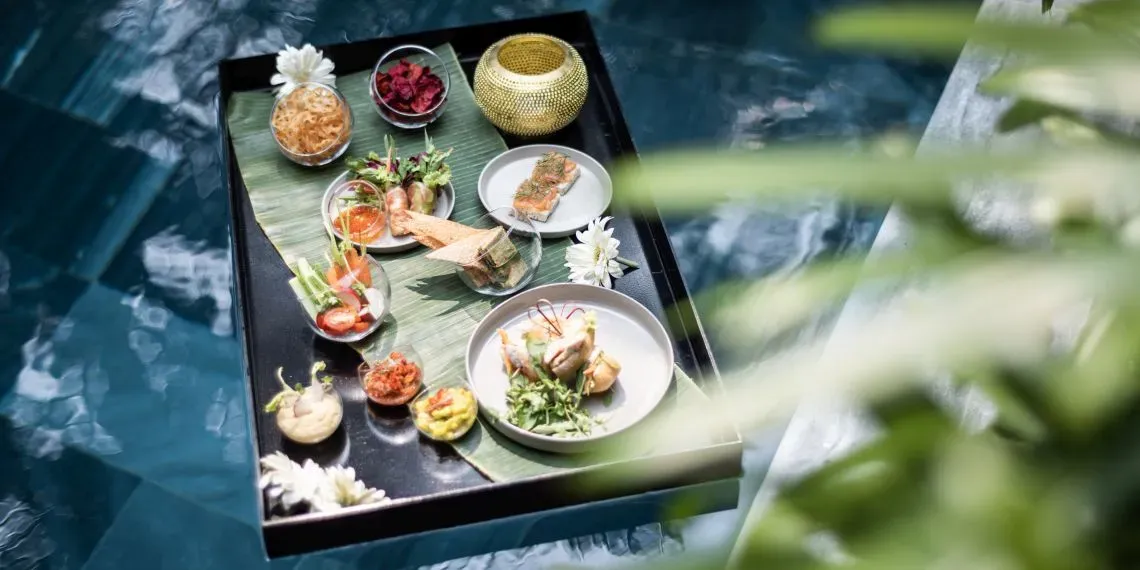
[473,34,588,137]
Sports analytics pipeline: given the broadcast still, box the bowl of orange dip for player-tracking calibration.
[328,179,387,244]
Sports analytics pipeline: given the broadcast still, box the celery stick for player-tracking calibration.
[295,258,338,309]
[289,260,324,306]
[288,278,319,320]
[290,258,338,311]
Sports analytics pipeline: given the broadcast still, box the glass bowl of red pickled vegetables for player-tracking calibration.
[358,346,424,406]
[369,44,449,129]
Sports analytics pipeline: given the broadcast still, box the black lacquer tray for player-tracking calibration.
[219,11,743,561]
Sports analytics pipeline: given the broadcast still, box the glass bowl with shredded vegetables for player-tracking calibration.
[270,82,354,167]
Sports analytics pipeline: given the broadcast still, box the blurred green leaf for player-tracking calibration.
[868,391,954,434]
[1069,0,1140,38]
[967,367,1050,443]
[1048,308,1140,435]
[735,501,818,568]
[815,4,979,55]
[998,99,1071,132]
[982,62,1140,118]
[782,433,935,536]
[900,200,1003,253]
[619,2,1140,567]
[607,253,1140,478]
[691,254,922,353]
[1039,115,1109,146]
[663,488,716,522]
[1085,411,1140,527]
[816,4,1133,60]
[612,144,1040,213]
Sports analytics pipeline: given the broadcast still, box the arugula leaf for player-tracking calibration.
[504,364,599,437]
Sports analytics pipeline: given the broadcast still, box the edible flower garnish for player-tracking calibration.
[271,44,336,97]
[565,216,625,289]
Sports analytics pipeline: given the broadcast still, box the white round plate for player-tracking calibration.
[321,171,455,253]
[477,145,612,239]
[466,283,674,454]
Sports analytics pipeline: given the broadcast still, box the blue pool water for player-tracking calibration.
[0,0,955,567]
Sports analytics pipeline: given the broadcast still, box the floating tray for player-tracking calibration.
[219,10,743,561]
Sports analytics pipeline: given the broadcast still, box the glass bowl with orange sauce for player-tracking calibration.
[327,179,387,246]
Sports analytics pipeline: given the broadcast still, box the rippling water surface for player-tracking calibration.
[0,0,953,567]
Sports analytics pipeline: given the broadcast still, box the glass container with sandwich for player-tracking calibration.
[392,206,541,295]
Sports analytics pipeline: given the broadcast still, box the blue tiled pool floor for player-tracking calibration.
[0,0,956,567]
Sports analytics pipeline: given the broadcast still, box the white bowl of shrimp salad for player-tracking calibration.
[465,283,674,453]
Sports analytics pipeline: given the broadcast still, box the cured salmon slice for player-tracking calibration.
[512,179,560,222]
[530,152,580,195]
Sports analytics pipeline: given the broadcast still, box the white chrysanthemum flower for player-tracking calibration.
[320,465,389,508]
[259,452,324,511]
[271,44,336,97]
[565,216,624,288]
[260,453,389,514]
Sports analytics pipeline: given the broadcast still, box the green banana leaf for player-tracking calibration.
[226,43,713,482]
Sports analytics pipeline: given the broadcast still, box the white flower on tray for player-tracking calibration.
[565,216,625,289]
[259,452,327,512]
[259,452,389,515]
[271,44,336,97]
[320,465,388,509]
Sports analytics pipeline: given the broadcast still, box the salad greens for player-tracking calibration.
[417,132,453,189]
[504,335,598,437]
[345,132,453,190]
[345,135,404,189]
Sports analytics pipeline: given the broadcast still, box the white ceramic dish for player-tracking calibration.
[477,145,612,238]
[321,171,455,253]
[465,283,674,453]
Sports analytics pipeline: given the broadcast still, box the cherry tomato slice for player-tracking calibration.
[319,307,357,335]
[352,321,370,333]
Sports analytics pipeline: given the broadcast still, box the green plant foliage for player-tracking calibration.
[600,1,1140,568]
